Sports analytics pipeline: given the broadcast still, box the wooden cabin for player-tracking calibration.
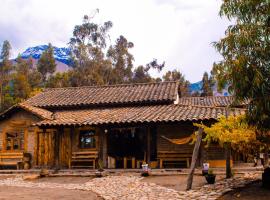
[0,81,246,169]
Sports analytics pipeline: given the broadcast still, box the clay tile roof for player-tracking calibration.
[0,103,53,120]
[18,103,53,120]
[178,96,248,107]
[25,81,179,108]
[34,105,246,126]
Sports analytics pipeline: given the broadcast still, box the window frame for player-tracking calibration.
[4,130,25,151]
[78,129,97,150]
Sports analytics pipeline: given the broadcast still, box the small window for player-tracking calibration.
[6,131,24,151]
[79,130,96,149]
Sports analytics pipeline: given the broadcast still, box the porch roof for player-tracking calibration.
[34,104,246,127]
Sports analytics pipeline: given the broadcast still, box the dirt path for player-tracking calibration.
[0,186,101,200]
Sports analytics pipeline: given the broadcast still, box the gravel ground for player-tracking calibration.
[141,175,222,191]
[0,173,261,200]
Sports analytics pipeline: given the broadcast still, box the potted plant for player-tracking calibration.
[204,168,216,184]
[141,162,150,177]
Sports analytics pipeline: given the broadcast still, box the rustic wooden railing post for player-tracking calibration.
[186,127,203,190]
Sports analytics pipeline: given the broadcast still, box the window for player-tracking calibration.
[79,130,96,149]
[6,131,24,151]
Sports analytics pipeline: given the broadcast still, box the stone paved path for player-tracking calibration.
[0,173,261,200]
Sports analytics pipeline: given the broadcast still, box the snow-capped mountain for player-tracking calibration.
[189,81,229,96]
[21,45,71,65]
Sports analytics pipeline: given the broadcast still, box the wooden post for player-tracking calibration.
[69,127,74,169]
[225,142,232,179]
[147,127,151,164]
[102,129,108,168]
[54,128,61,169]
[186,127,203,190]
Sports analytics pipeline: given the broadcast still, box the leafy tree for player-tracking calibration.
[13,55,32,101]
[146,58,165,72]
[163,69,190,96]
[213,0,270,130]
[37,43,56,83]
[0,40,13,111]
[46,72,72,88]
[107,35,134,84]
[195,114,261,178]
[201,72,213,96]
[69,15,113,86]
[132,65,153,83]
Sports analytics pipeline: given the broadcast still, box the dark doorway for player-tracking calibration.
[107,127,147,168]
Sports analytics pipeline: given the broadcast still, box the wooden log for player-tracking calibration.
[186,127,203,190]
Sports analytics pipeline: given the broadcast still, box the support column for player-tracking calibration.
[54,128,61,169]
[102,129,108,168]
[69,127,74,169]
[147,127,151,164]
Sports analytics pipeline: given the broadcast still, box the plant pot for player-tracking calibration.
[141,171,150,177]
[205,174,216,184]
[202,170,208,176]
[95,171,103,178]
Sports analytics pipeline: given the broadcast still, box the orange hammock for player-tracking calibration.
[161,133,195,145]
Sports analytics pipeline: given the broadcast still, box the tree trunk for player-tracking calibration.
[186,127,203,190]
[225,142,232,179]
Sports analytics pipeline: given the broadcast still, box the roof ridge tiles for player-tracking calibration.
[43,81,178,91]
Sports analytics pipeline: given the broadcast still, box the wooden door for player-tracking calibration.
[58,128,71,168]
[36,131,56,167]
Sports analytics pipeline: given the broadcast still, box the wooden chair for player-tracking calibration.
[157,151,191,168]
[0,152,25,169]
[69,151,98,169]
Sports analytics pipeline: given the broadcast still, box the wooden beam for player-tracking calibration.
[186,127,203,190]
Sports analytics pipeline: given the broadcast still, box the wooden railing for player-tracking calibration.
[157,151,191,168]
[69,151,98,169]
[0,152,25,169]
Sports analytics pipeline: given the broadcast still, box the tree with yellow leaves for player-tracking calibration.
[195,114,260,178]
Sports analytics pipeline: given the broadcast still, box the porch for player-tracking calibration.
[35,123,196,169]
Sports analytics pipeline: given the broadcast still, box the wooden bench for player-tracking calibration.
[69,151,98,169]
[157,151,192,168]
[0,152,25,169]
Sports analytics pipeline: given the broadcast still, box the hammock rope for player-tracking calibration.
[161,134,195,145]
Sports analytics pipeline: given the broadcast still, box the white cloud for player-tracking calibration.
[0,0,230,82]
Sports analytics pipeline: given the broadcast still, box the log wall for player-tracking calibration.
[157,123,195,154]
[157,123,226,163]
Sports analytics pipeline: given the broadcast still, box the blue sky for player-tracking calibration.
[0,0,231,82]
